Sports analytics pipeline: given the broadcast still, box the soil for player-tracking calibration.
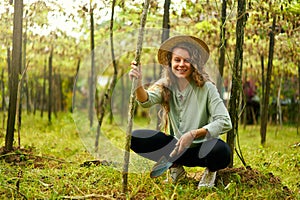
[1,148,295,199]
[0,147,65,168]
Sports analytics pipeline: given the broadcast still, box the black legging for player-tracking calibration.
[130,129,231,172]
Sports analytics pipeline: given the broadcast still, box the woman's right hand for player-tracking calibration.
[129,60,142,81]
[128,60,148,102]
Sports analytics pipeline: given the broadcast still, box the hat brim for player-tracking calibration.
[157,35,210,67]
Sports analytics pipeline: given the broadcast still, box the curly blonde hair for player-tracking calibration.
[155,42,211,131]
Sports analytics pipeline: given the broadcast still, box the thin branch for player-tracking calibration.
[123,0,150,194]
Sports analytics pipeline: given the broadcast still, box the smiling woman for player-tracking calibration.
[128,35,232,188]
[170,48,193,85]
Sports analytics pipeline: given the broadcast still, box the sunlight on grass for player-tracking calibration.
[0,113,299,199]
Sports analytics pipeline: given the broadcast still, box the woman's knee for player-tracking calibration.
[130,129,162,152]
[206,140,231,170]
[221,142,231,167]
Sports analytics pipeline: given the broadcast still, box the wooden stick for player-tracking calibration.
[122,0,150,194]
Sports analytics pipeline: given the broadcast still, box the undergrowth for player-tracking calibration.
[0,113,299,199]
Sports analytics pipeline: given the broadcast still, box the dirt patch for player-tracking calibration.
[0,147,65,168]
[183,166,294,198]
[216,166,282,186]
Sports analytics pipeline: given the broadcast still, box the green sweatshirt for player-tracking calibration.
[138,81,232,144]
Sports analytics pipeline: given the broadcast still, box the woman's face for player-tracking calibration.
[171,47,193,81]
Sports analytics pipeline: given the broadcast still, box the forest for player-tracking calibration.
[0,0,299,199]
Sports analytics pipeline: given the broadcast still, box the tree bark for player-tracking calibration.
[23,13,31,114]
[41,58,46,118]
[48,48,53,124]
[7,48,11,97]
[59,74,64,111]
[297,61,300,134]
[1,68,6,111]
[226,0,246,167]
[156,0,171,130]
[88,4,95,128]
[161,0,170,43]
[123,0,150,193]
[108,0,118,124]
[71,58,80,113]
[218,0,227,94]
[260,15,276,145]
[276,74,282,128]
[33,78,38,115]
[5,0,23,152]
[16,64,29,148]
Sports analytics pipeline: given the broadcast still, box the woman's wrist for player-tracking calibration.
[191,128,208,139]
[189,130,196,139]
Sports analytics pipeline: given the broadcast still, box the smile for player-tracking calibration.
[177,68,188,72]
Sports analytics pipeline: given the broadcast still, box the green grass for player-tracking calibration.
[0,113,299,199]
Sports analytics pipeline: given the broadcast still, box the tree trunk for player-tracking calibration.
[161,0,170,43]
[89,4,95,128]
[108,0,118,124]
[297,61,300,134]
[16,64,29,148]
[226,0,246,168]
[123,0,150,193]
[218,0,227,94]
[48,49,53,124]
[58,74,64,111]
[260,15,276,145]
[121,69,126,125]
[1,68,6,111]
[7,48,11,97]
[24,72,31,113]
[33,79,38,115]
[156,0,171,130]
[23,13,31,114]
[260,54,265,114]
[276,74,282,128]
[71,58,80,113]
[5,0,23,152]
[52,73,58,118]
[41,58,47,118]
[95,82,109,153]
[95,0,119,151]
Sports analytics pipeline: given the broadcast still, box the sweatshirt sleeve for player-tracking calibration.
[137,84,162,108]
[202,82,232,138]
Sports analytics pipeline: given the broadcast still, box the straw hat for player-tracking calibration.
[157,35,210,67]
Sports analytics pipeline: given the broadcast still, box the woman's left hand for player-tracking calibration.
[170,131,195,157]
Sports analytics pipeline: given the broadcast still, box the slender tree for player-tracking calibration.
[123,0,150,193]
[48,48,53,124]
[155,0,171,130]
[218,0,227,94]
[108,0,118,123]
[5,0,23,152]
[296,61,300,134]
[95,0,118,151]
[88,2,95,128]
[41,58,47,118]
[161,0,171,43]
[227,0,247,167]
[260,15,276,145]
[71,58,81,113]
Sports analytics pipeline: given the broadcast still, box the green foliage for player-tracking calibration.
[0,113,299,199]
[285,1,300,15]
[195,21,215,32]
[0,0,299,123]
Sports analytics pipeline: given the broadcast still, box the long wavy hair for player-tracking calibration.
[154,42,211,132]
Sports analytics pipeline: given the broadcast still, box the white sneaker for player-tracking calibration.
[164,165,186,183]
[198,168,216,188]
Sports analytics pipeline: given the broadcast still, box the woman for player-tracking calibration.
[128,35,232,188]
